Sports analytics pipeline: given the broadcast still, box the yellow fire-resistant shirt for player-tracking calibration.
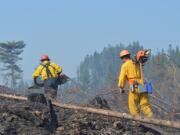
[32,61,62,80]
[118,59,144,89]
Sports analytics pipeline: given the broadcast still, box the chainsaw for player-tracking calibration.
[133,49,151,65]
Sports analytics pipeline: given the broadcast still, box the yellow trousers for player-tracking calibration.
[128,89,153,117]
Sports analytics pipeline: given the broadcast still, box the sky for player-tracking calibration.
[0,0,180,81]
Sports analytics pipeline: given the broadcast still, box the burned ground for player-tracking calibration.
[56,99,161,135]
[0,97,52,135]
[0,93,172,135]
[0,86,179,135]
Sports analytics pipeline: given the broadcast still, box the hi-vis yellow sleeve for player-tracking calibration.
[32,65,43,79]
[118,64,127,89]
[51,63,62,73]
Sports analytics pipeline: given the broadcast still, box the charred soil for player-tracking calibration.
[0,94,179,135]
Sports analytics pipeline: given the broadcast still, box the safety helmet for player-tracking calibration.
[40,54,50,61]
[120,50,131,58]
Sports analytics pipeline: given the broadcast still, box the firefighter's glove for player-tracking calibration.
[33,77,38,86]
[119,88,125,94]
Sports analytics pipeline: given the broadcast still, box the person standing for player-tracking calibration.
[32,55,62,100]
[118,50,153,117]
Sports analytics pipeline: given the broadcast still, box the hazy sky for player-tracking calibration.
[0,0,180,80]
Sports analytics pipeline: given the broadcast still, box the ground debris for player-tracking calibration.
[0,94,57,135]
[56,97,162,135]
[0,94,179,135]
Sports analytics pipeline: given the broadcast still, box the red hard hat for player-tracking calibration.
[120,50,130,58]
[40,54,50,61]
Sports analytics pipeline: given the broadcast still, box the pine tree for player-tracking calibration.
[0,41,26,89]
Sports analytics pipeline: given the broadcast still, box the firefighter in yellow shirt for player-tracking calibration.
[118,50,153,117]
[32,55,62,99]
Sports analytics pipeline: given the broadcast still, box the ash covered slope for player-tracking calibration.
[0,97,53,135]
[0,92,179,135]
[56,97,161,135]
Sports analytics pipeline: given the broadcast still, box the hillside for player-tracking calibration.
[0,89,180,135]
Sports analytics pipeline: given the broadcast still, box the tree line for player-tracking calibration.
[77,41,145,90]
[76,42,180,104]
[0,40,180,107]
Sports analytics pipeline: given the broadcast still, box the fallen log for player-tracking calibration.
[0,93,180,129]
[52,101,180,129]
[0,93,27,100]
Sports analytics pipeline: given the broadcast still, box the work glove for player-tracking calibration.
[57,72,62,81]
[119,88,125,94]
[57,72,62,77]
[33,77,38,86]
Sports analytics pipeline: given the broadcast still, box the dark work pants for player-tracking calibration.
[44,78,58,100]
